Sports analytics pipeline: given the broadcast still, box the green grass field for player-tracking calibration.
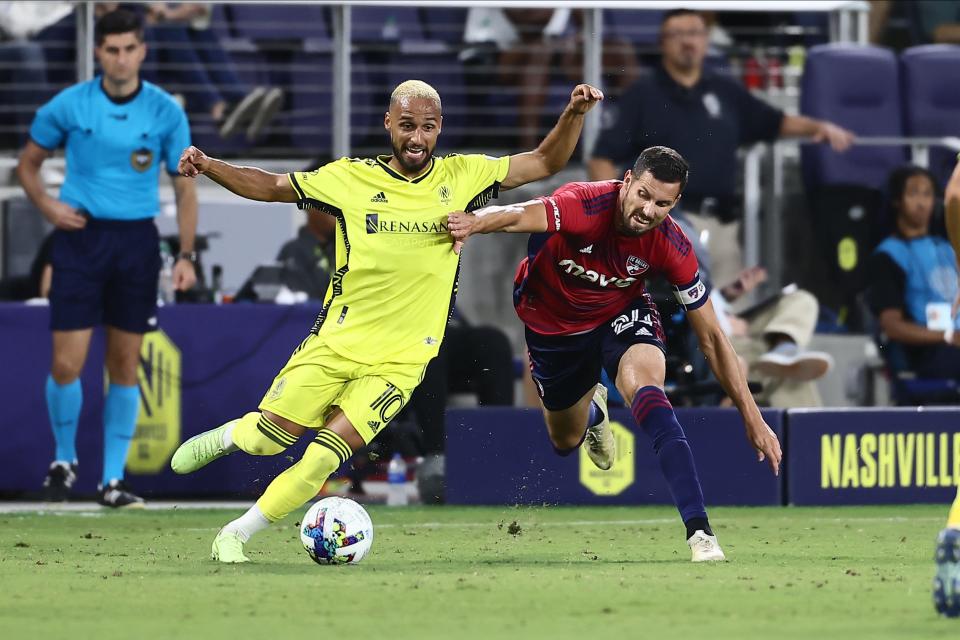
[0,504,954,639]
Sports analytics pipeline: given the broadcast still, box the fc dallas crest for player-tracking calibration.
[626,255,649,276]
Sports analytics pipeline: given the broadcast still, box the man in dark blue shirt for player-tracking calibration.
[16,9,197,507]
[589,8,853,287]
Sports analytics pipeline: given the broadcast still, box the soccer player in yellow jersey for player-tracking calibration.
[935,154,960,616]
[170,79,603,562]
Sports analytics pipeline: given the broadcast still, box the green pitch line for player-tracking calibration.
[0,505,954,640]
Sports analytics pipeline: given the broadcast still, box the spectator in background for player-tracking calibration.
[463,8,573,149]
[276,209,335,301]
[911,1,960,44]
[588,8,854,287]
[144,3,283,140]
[463,8,639,149]
[867,165,960,380]
[0,232,53,301]
[0,2,71,145]
[673,214,832,408]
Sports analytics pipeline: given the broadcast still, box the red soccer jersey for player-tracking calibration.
[513,180,708,335]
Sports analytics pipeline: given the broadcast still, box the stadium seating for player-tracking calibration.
[900,44,960,188]
[228,3,332,44]
[352,6,425,44]
[418,7,468,45]
[800,45,908,327]
[603,9,664,51]
[801,44,907,190]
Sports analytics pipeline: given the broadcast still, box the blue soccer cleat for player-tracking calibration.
[933,528,960,618]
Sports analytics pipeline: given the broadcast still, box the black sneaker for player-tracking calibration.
[42,461,77,502]
[97,479,146,509]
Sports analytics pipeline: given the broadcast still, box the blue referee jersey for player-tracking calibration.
[29,76,190,220]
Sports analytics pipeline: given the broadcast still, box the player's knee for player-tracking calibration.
[50,356,82,384]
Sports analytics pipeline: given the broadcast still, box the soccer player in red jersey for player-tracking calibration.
[448,146,782,561]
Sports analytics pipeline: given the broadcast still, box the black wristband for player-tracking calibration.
[177,251,198,263]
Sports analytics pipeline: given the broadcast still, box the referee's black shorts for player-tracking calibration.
[49,215,160,333]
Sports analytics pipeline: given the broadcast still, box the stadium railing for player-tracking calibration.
[0,1,867,159]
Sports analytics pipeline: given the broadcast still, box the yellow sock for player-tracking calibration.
[231,412,299,456]
[948,486,960,529]
[256,429,353,522]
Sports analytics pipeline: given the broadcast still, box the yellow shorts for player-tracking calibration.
[258,334,427,444]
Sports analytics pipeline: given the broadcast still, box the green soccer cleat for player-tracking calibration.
[211,529,250,564]
[170,421,237,475]
[584,384,616,470]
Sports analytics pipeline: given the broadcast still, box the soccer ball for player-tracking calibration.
[300,497,374,565]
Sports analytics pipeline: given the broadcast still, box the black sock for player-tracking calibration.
[684,516,713,539]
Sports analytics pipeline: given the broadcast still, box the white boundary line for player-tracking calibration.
[0,502,944,528]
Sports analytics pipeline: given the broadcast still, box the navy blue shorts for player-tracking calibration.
[525,293,666,411]
[49,216,160,333]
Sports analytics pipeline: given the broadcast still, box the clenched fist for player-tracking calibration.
[566,84,604,116]
[178,146,211,178]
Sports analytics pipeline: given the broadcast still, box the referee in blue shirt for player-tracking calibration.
[16,9,197,507]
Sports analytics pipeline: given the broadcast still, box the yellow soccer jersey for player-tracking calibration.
[288,153,510,365]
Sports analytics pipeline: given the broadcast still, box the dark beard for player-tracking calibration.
[391,140,431,174]
[615,211,648,237]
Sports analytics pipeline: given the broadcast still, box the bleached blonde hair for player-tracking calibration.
[390,80,442,111]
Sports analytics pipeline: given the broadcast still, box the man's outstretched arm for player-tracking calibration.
[447,200,549,253]
[686,297,782,475]
[178,145,298,203]
[501,84,604,190]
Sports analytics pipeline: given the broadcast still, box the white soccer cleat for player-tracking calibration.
[687,530,726,562]
[584,384,616,470]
